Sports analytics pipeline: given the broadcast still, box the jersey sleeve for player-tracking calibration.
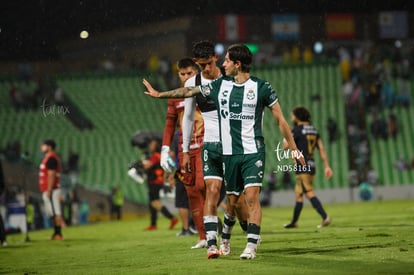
[199,84,212,98]
[199,78,220,98]
[46,157,58,170]
[182,97,196,153]
[262,81,278,107]
[292,127,299,142]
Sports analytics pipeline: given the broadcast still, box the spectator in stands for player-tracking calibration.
[365,82,382,111]
[302,46,313,64]
[388,113,398,139]
[366,167,379,186]
[67,151,78,170]
[291,45,300,63]
[370,114,388,140]
[142,138,178,231]
[338,46,351,82]
[381,79,394,109]
[67,150,80,186]
[394,157,409,171]
[327,117,338,143]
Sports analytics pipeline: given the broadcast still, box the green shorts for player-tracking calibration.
[222,152,265,195]
[202,142,223,180]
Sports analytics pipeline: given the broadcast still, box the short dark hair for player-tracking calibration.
[192,40,215,59]
[227,44,252,73]
[177,57,198,70]
[292,106,311,123]
[43,139,56,150]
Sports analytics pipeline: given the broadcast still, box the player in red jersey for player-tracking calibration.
[160,58,207,248]
[143,138,178,231]
[39,139,64,240]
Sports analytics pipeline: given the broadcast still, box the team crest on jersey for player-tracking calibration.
[204,163,209,172]
[203,86,211,96]
[255,160,263,167]
[247,90,255,100]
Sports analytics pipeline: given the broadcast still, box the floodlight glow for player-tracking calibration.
[80,30,89,39]
[215,43,225,55]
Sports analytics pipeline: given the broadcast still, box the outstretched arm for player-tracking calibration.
[143,79,200,98]
[270,102,306,166]
[317,138,333,179]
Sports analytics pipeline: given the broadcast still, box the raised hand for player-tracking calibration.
[143,79,160,98]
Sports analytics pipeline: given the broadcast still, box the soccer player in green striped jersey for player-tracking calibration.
[143,44,305,259]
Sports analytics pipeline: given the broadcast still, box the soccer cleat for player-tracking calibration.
[176,229,194,237]
[191,239,207,249]
[188,225,198,235]
[1,241,7,247]
[51,234,64,241]
[284,222,298,229]
[240,247,256,260]
[317,216,331,228]
[219,240,231,256]
[169,217,179,230]
[145,225,157,231]
[207,245,220,259]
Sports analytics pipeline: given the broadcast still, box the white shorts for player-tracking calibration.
[42,189,62,217]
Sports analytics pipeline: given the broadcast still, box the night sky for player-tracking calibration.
[1,0,412,61]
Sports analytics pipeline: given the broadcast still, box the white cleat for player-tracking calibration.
[219,241,231,256]
[240,247,256,260]
[317,216,331,228]
[191,239,207,249]
[207,245,220,259]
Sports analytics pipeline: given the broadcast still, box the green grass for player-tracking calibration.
[1,199,414,274]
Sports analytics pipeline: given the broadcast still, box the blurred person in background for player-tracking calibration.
[142,138,178,231]
[0,176,7,247]
[283,106,333,229]
[110,186,124,221]
[39,139,64,240]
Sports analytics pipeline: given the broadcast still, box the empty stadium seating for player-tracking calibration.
[1,64,412,204]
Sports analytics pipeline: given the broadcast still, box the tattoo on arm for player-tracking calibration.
[160,87,199,98]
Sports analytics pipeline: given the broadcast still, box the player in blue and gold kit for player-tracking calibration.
[283,106,333,229]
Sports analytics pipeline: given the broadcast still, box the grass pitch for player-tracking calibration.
[1,199,413,274]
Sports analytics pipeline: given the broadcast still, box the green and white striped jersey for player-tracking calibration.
[200,76,278,155]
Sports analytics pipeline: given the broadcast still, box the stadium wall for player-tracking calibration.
[270,184,414,207]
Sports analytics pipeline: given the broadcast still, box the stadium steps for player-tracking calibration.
[56,73,168,202]
[366,106,414,186]
[254,62,349,190]
[0,73,167,204]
